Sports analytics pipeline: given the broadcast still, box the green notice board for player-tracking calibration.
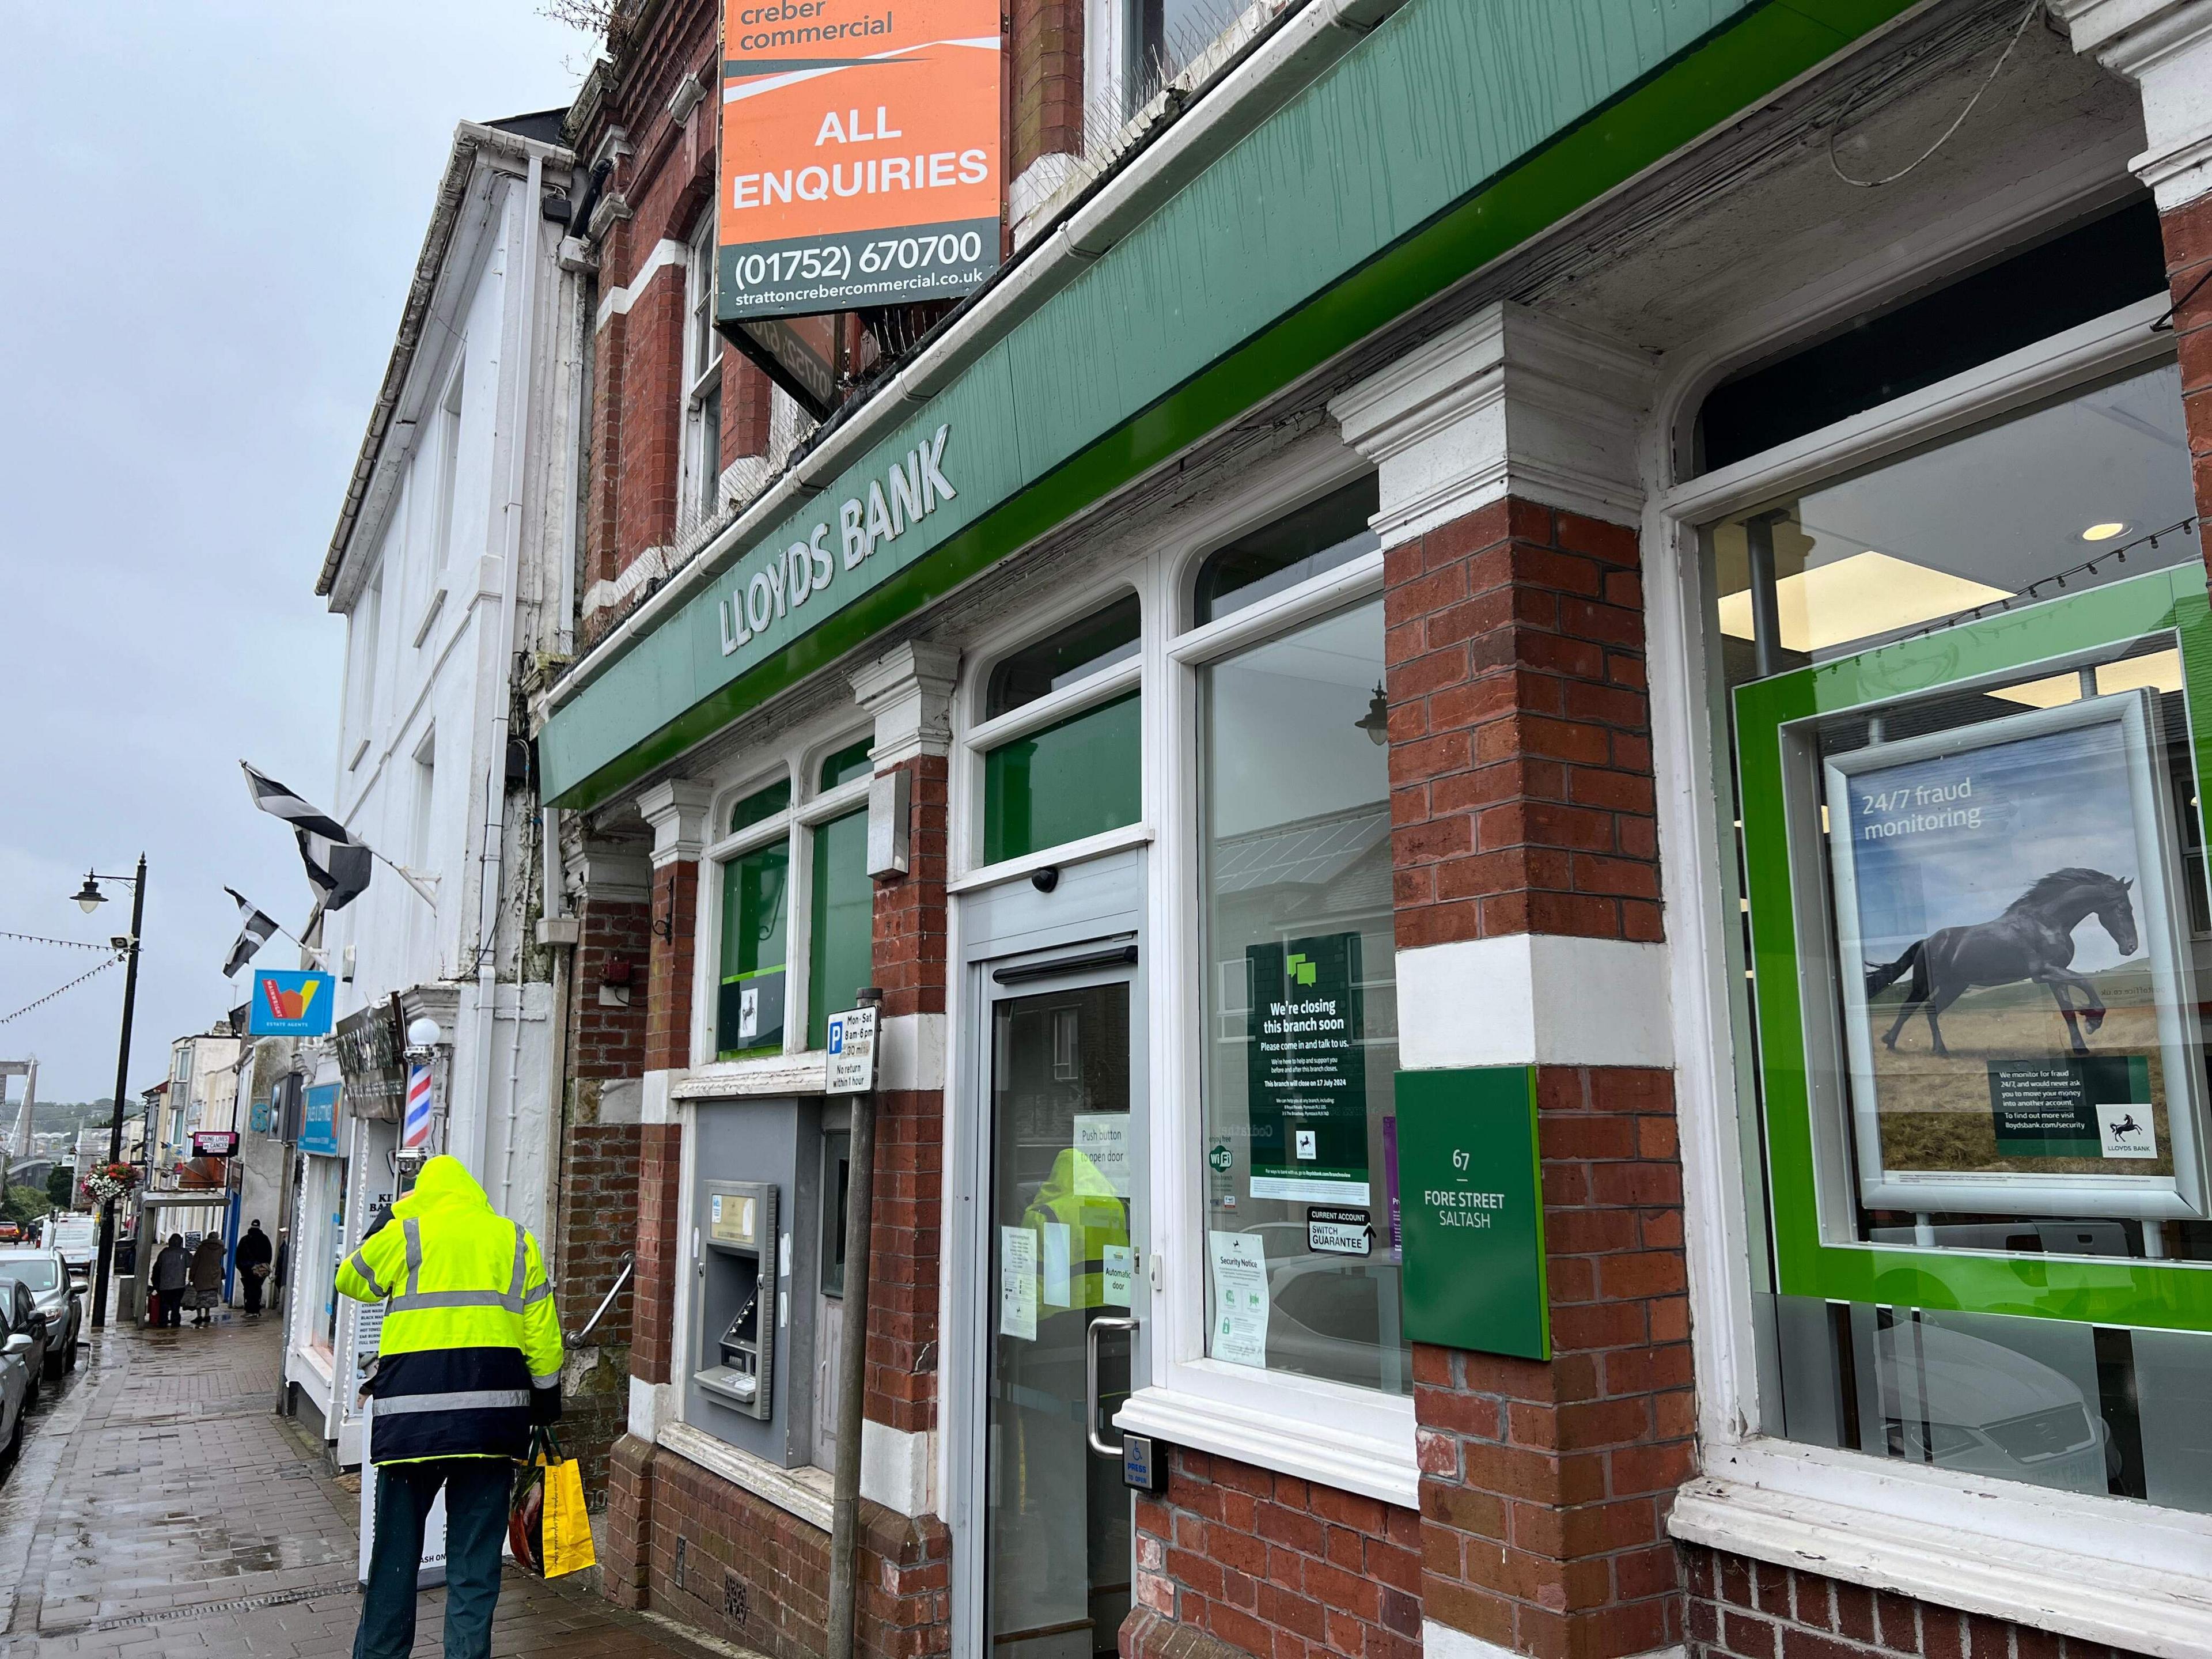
[1396,1067,1549,1361]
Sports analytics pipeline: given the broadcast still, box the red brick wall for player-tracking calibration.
[605,1440,952,1659]
[630,1122,684,1385]
[2159,195,2212,562]
[573,897,649,1081]
[1416,1067,1689,1659]
[1384,499,1660,948]
[724,346,774,468]
[645,859,698,1073]
[1126,1448,1423,1659]
[1013,0,1083,179]
[1681,1546,2153,1659]
[612,263,685,577]
[868,754,949,1435]
[559,1120,642,1502]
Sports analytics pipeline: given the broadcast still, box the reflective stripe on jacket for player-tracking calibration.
[335,1155,562,1464]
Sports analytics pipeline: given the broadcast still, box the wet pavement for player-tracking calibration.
[0,1300,741,1657]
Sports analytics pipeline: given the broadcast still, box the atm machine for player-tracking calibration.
[687,1098,823,1467]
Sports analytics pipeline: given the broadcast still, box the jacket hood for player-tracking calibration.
[394,1156,491,1218]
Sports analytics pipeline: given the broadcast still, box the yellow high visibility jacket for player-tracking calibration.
[1021,1147,1129,1312]
[335,1155,562,1464]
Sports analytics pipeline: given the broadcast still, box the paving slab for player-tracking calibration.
[0,1300,745,1658]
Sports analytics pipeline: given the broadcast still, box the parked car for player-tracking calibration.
[0,1222,25,1245]
[0,1249,81,1381]
[0,1293,35,1465]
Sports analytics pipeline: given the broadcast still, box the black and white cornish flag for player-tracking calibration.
[241,762,373,912]
[240,762,353,844]
[221,888,280,977]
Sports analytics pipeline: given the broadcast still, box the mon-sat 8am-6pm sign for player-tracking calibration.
[718,0,1002,318]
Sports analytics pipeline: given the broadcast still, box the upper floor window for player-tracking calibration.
[681,212,725,529]
[432,361,465,581]
[1126,0,1250,111]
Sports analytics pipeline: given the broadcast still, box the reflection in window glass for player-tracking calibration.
[1708,360,2212,1509]
[1194,475,1380,626]
[1128,0,1251,109]
[985,594,1141,718]
[809,809,872,1050]
[819,738,873,792]
[821,1130,850,1298]
[1198,598,1404,1393]
[730,777,790,835]
[717,840,789,1058]
[982,694,1141,865]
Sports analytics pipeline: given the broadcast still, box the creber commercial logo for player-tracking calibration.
[248,970,335,1036]
[718,0,1003,317]
[261,975,320,1022]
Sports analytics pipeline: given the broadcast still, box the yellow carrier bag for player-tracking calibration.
[508,1426,599,1578]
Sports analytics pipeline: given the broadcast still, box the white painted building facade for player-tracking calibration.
[281,112,584,1463]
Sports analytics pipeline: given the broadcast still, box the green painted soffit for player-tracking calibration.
[542,0,1916,810]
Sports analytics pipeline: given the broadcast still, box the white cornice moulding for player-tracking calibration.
[2054,0,2212,207]
[860,1420,934,1518]
[1331,301,1658,546]
[1396,935,1673,1070]
[594,237,687,332]
[636,778,714,866]
[658,1420,834,1532]
[1424,1627,1680,1659]
[850,640,960,766]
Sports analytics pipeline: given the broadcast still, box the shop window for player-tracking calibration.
[808,809,873,1048]
[729,776,790,834]
[983,593,1141,718]
[1196,596,1404,1393]
[818,737,873,791]
[1192,474,1380,625]
[1698,198,2165,474]
[716,836,790,1059]
[1709,357,2212,1510]
[982,695,1142,865]
[980,594,1144,865]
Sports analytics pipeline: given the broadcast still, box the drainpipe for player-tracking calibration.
[474,151,543,1199]
[825,986,884,1659]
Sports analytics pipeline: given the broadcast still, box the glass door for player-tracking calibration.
[986,976,1140,1659]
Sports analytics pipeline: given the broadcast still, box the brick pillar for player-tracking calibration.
[849,641,960,1659]
[556,838,653,1508]
[1012,0,1084,177]
[1335,302,1682,1659]
[2059,1,2212,560]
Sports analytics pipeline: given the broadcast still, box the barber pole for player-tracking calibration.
[403,1062,434,1150]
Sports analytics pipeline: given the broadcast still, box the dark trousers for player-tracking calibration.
[354,1457,511,1659]
[241,1274,263,1315]
[157,1291,180,1328]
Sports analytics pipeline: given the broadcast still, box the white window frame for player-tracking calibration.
[1647,289,2212,1652]
[686,725,877,1085]
[680,211,725,531]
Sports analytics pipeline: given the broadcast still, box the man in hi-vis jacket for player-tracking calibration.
[336,1155,562,1659]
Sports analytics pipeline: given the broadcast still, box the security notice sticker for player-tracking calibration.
[998,1225,1036,1341]
[1246,933,1369,1203]
[1396,1067,1550,1361]
[719,0,1003,319]
[1207,1230,1270,1368]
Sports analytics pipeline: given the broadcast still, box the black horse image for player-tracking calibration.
[1863,868,2138,1058]
[2110,1112,2146,1139]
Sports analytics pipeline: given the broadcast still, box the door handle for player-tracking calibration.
[1085,1314,1137,1457]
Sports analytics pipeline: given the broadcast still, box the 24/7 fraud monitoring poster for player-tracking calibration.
[719,0,1002,319]
[1823,685,2209,1220]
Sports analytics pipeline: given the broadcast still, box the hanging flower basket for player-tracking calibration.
[81,1163,139,1206]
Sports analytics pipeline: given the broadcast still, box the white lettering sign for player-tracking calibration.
[718,424,958,656]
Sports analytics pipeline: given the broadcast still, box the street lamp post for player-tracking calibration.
[78,856,146,1331]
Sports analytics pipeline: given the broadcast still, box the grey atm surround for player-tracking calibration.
[686,1096,823,1468]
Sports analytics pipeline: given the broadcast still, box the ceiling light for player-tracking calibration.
[1715,552,2009,654]
[2081,522,2126,542]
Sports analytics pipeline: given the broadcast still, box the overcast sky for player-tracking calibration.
[0,5,591,1105]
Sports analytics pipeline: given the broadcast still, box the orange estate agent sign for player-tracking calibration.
[719,0,1003,319]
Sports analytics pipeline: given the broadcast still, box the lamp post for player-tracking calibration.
[77,856,146,1331]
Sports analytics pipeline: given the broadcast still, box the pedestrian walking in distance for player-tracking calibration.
[189,1232,225,1327]
[337,1156,561,1659]
[234,1219,274,1317]
[151,1233,188,1329]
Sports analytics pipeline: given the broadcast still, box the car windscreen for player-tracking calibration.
[0,1262,59,1292]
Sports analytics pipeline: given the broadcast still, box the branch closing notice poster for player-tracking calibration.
[718,0,1003,319]
[1247,934,1369,1203]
